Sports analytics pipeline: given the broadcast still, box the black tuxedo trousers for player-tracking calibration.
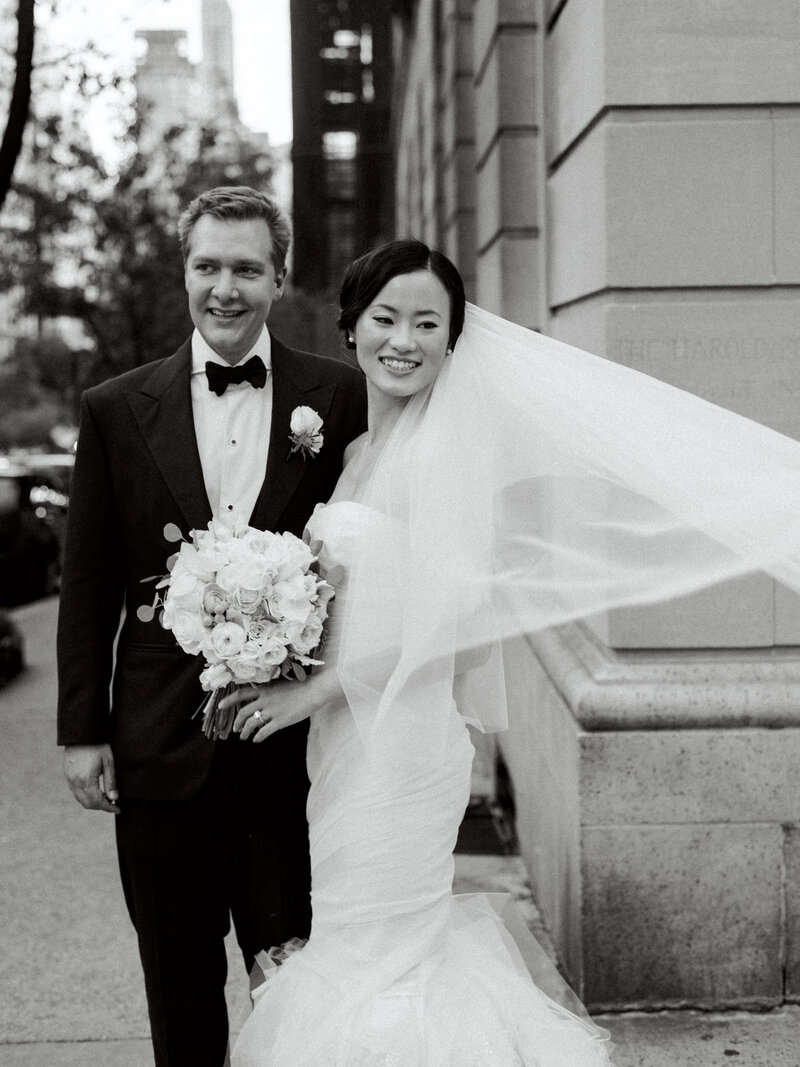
[57,336,366,1066]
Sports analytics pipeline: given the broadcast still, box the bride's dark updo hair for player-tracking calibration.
[338,239,466,351]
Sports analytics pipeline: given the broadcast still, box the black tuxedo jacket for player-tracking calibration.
[56,334,366,801]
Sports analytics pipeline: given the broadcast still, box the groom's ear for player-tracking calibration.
[274,268,286,300]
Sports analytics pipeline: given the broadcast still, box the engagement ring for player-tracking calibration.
[252,710,263,723]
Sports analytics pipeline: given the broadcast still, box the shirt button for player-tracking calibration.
[231,439,237,446]
[227,505,233,511]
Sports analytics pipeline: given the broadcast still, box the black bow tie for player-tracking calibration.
[205,355,268,396]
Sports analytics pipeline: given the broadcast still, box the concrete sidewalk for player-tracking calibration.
[2,598,799,1066]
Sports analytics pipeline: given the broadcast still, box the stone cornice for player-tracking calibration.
[528,623,800,730]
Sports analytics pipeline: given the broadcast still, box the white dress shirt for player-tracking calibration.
[190,326,273,532]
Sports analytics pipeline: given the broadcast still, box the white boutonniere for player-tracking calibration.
[288,406,324,460]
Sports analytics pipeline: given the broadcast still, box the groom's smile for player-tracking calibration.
[185,215,285,366]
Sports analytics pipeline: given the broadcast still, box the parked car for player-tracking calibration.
[0,454,72,607]
[0,608,24,686]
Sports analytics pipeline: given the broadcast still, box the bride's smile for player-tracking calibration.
[353,269,451,398]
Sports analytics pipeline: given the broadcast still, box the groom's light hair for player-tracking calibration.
[178,186,292,273]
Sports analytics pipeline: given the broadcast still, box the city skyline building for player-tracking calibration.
[135,0,239,144]
[134,28,197,149]
[200,0,239,121]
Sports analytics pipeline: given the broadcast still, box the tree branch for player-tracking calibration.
[0,0,36,212]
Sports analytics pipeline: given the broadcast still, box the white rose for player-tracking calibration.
[248,619,281,643]
[232,586,265,614]
[231,660,259,682]
[290,615,324,655]
[253,664,282,684]
[201,583,230,616]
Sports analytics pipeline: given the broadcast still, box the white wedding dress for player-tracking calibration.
[232,501,612,1067]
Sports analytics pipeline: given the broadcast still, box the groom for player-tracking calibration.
[57,186,366,1066]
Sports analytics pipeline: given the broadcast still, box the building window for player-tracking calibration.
[323,130,358,200]
[325,90,359,105]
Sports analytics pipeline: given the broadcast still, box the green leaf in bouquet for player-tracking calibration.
[166,551,180,572]
[163,522,183,543]
[291,661,307,681]
[309,539,324,557]
[136,604,155,623]
[325,565,345,587]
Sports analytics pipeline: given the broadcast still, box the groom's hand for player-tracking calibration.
[63,744,121,814]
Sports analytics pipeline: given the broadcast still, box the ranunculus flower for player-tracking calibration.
[210,621,247,659]
[257,635,290,666]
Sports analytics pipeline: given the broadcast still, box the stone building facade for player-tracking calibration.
[391,0,800,1011]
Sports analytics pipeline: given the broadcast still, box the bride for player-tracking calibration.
[225,238,800,1065]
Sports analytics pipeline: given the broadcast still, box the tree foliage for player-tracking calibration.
[0,9,342,452]
[6,113,277,370]
[1,108,280,442]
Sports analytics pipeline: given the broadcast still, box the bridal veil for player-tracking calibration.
[336,302,800,755]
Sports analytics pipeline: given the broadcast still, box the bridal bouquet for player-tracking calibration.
[138,521,335,739]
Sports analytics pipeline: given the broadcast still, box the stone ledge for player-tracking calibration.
[530,623,800,729]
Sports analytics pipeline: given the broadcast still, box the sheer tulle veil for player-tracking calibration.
[336,302,800,755]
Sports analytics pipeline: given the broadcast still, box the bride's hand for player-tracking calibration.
[221,671,343,743]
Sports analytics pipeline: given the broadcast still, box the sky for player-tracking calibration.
[40,0,293,145]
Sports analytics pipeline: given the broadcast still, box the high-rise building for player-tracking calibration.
[200,0,239,121]
[135,0,239,145]
[290,0,394,291]
[134,28,197,148]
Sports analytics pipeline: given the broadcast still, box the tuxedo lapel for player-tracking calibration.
[250,336,337,531]
[125,341,213,533]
